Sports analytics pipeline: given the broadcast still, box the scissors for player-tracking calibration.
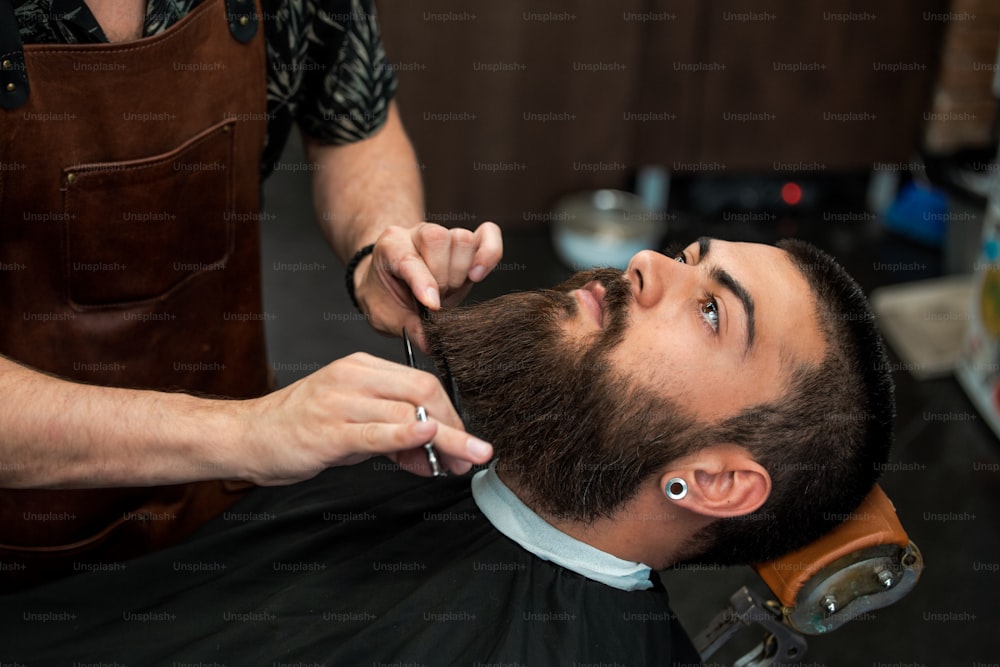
[402,326,446,477]
[415,303,462,416]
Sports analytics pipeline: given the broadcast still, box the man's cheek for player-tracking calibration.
[603,344,667,396]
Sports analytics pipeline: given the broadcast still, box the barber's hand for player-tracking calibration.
[354,221,503,351]
[234,353,493,485]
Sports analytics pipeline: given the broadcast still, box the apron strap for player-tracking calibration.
[225,0,259,43]
[0,0,29,110]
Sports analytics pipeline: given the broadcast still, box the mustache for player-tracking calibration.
[553,267,628,295]
[424,267,632,333]
[554,267,633,352]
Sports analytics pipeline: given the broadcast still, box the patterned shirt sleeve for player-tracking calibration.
[295,0,398,145]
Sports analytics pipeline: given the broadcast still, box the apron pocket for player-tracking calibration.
[63,119,236,307]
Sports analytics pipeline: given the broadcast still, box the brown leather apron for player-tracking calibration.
[0,0,271,589]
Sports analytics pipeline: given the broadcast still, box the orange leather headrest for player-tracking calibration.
[752,484,909,608]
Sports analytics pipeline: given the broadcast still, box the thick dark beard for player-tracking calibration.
[424,269,704,523]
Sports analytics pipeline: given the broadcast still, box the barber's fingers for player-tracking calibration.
[239,353,493,484]
[372,225,442,311]
[344,354,463,430]
[468,221,503,283]
[384,421,493,477]
[343,355,493,475]
[353,228,436,333]
[338,399,491,477]
[427,421,494,475]
[410,224,453,306]
[411,222,503,299]
[381,222,503,310]
[356,222,503,347]
[333,353,494,470]
[444,227,478,291]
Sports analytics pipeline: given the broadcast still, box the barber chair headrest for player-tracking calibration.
[751,484,923,635]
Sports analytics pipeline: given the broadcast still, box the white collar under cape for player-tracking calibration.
[470,461,654,592]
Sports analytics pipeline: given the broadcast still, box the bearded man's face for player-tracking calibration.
[424,240,828,522]
[423,267,700,522]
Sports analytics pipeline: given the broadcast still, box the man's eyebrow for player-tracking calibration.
[697,237,756,355]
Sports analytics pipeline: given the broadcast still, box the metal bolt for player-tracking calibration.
[2,59,11,69]
[876,569,894,588]
[822,594,838,614]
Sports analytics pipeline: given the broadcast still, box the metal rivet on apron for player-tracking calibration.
[66,173,76,184]
[239,15,249,26]
[5,82,14,92]
[1,59,11,70]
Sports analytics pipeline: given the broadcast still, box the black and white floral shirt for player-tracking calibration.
[12,0,398,177]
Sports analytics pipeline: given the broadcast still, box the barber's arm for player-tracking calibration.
[0,352,493,489]
[305,101,503,350]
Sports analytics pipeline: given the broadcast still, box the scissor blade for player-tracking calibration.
[402,327,416,367]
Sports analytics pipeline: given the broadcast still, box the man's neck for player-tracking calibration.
[495,468,706,571]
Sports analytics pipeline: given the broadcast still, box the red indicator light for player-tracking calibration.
[781,182,802,206]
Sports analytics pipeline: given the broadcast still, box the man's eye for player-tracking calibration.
[663,242,688,264]
[700,298,719,332]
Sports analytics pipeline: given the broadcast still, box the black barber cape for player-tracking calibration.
[0,460,701,666]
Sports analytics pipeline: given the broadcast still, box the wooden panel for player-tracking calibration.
[696,0,948,170]
[376,0,949,229]
[630,0,707,169]
[378,0,646,228]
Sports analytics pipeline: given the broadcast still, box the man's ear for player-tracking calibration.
[658,444,771,519]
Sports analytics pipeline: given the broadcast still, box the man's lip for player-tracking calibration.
[576,281,606,327]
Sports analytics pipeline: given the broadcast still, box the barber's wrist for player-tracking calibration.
[345,243,375,314]
[181,394,250,483]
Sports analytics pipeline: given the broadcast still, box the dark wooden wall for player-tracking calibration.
[376,0,948,228]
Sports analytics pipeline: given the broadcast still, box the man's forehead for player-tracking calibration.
[698,240,804,296]
[699,238,823,360]
[696,238,786,259]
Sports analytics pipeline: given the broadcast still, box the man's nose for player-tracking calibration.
[626,249,689,309]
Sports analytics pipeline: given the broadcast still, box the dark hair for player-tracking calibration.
[686,239,895,566]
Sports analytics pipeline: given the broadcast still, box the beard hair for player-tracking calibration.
[423,268,705,523]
